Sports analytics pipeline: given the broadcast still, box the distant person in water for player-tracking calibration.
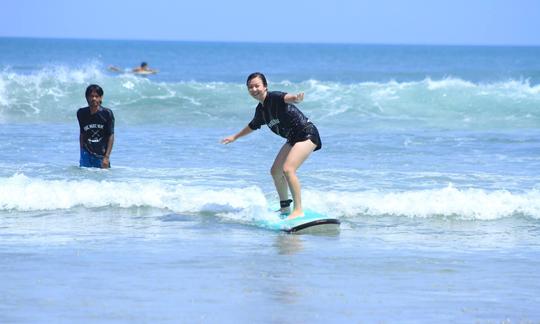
[108,62,158,74]
[77,84,115,169]
[221,72,322,219]
[131,62,158,74]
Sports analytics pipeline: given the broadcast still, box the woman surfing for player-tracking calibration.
[222,72,322,219]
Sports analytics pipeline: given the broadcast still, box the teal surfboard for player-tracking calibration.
[259,210,340,233]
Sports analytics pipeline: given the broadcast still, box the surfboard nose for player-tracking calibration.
[285,218,341,234]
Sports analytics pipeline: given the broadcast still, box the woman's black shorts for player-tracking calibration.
[287,123,322,151]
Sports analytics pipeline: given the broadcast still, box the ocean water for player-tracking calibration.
[1,38,540,322]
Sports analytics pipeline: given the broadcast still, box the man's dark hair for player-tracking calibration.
[85,84,104,97]
[246,72,267,87]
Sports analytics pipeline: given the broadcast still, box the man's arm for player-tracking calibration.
[102,134,114,168]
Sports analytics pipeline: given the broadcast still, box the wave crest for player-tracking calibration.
[1,67,539,128]
[1,175,538,220]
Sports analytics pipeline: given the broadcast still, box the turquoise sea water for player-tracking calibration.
[1,38,540,322]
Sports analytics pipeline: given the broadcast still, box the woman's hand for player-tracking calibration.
[221,135,236,144]
[285,92,304,104]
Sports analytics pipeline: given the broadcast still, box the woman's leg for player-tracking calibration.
[271,143,292,212]
[282,139,317,218]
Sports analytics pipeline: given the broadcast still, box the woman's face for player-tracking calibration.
[247,77,267,102]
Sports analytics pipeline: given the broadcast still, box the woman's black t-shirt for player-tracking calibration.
[248,91,312,140]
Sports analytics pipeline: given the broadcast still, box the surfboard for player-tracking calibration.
[262,210,340,234]
[133,70,158,75]
[107,66,157,75]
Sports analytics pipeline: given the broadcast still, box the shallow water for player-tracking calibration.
[2,209,539,323]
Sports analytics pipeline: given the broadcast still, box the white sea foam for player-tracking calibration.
[0,174,267,213]
[305,185,540,220]
[1,174,538,220]
[0,68,539,128]
[426,77,477,90]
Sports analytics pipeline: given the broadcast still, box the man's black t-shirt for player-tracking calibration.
[248,91,312,140]
[77,106,115,157]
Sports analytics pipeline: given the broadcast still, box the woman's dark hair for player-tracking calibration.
[141,62,148,67]
[246,72,267,87]
[85,84,104,97]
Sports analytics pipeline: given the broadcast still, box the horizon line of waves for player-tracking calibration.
[1,67,539,127]
[3,65,540,92]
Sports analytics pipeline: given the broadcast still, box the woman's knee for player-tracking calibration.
[270,165,283,178]
[282,164,297,177]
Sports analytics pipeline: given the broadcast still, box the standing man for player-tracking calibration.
[77,84,115,168]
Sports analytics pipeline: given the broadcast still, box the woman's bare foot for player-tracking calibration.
[287,210,304,219]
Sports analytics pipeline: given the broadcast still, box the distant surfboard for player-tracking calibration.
[133,70,157,75]
[107,66,158,75]
[261,210,340,234]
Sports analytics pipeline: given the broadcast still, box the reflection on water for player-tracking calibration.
[275,234,304,255]
[274,223,341,255]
